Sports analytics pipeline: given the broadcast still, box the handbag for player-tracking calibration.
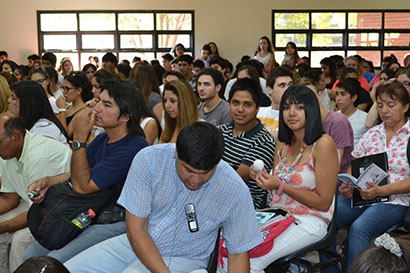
[27,180,118,250]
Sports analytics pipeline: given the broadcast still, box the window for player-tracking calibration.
[38,10,194,70]
[272,10,410,67]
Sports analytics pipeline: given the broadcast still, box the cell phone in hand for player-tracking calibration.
[28,191,40,199]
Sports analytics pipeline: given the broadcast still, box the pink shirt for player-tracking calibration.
[352,120,410,206]
[270,144,334,224]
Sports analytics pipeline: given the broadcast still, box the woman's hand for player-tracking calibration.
[254,168,280,191]
[338,183,354,199]
[359,183,382,200]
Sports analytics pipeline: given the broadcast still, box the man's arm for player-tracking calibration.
[27,173,71,203]
[125,210,171,273]
[71,108,100,194]
[0,211,27,233]
[228,252,250,273]
[236,164,251,183]
[0,193,20,215]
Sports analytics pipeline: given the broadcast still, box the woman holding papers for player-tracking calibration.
[336,82,410,271]
[248,85,339,273]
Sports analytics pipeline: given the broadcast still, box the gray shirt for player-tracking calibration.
[198,100,232,126]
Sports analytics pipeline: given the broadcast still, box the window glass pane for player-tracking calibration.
[158,34,190,49]
[79,13,115,31]
[80,52,107,70]
[385,13,410,29]
[40,14,77,31]
[312,33,343,47]
[118,13,154,30]
[384,33,410,47]
[82,35,114,49]
[311,51,345,67]
[274,13,309,30]
[312,13,345,29]
[348,13,381,29]
[119,52,155,63]
[275,34,307,47]
[347,50,380,67]
[156,13,192,30]
[383,51,409,66]
[120,35,153,49]
[348,33,379,47]
[54,53,80,71]
[44,35,77,50]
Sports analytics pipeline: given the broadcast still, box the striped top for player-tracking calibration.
[218,120,276,209]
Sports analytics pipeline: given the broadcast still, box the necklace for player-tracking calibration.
[276,143,306,185]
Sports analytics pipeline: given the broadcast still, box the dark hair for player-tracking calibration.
[44,66,58,84]
[294,62,311,78]
[229,78,262,107]
[150,60,160,66]
[320,57,337,82]
[383,54,398,68]
[336,78,361,106]
[171,43,185,57]
[208,42,219,56]
[176,122,224,171]
[286,42,300,61]
[161,53,173,62]
[116,63,131,78]
[0,60,17,72]
[266,67,294,88]
[132,64,160,103]
[366,60,375,73]
[193,60,204,69]
[177,54,194,65]
[197,68,224,88]
[10,81,68,138]
[14,256,70,273]
[102,52,118,66]
[94,69,119,86]
[0,51,8,57]
[210,57,227,70]
[305,69,323,84]
[349,235,410,273]
[256,36,274,54]
[338,67,359,81]
[237,65,260,84]
[376,82,410,116]
[4,116,26,137]
[82,63,97,73]
[163,71,186,81]
[101,79,145,137]
[65,71,93,102]
[14,65,30,80]
[152,64,166,86]
[202,44,211,52]
[41,52,57,67]
[278,85,324,145]
[28,67,54,97]
[380,68,396,80]
[242,59,264,78]
[132,56,141,63]
[27,54,40,61]
[0,71,17,86]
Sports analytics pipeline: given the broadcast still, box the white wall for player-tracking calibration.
[1,0,408,65]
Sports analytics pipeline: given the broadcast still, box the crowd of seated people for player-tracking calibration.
[0,42,409,273]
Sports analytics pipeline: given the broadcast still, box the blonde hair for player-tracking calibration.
[160,80,198,143]
[0,75,11,113]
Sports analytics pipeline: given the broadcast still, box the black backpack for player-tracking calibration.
[27,180,119,250]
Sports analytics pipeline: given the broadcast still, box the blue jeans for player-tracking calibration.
[321,196,408,272]
[24,221,126,263]
[64,233,209,273]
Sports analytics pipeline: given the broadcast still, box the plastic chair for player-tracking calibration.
[206,227,221,273]
[265,194,345,273]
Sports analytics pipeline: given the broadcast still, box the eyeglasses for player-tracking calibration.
[62,85,78,93]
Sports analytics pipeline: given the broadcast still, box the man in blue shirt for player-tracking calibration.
[65,122,262,273]
[24,79,148,263]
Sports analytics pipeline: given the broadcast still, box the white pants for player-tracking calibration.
[0,200,34,273]
[217,214,328,273]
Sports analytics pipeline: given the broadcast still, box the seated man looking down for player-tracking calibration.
[24,79,148,263]
[64,122,262,273]
[0,114,72,273]
[218,78,275,209]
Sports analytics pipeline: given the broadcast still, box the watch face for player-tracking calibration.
[72,140,85,149]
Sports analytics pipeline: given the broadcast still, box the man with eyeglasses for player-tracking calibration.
[177,54,196,92]
[64,122,262,273]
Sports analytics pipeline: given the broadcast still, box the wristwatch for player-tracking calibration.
[71,140,87,150]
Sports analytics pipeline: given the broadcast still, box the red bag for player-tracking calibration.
[218,216,295,268]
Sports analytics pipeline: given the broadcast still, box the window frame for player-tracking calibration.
[37,10,195,68]
[272,9,410,67]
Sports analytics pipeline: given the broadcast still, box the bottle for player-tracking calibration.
[71,208,96,229]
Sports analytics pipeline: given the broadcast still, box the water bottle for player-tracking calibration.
[71,208,96,229]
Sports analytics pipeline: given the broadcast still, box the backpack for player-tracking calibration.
[27,180,118,250]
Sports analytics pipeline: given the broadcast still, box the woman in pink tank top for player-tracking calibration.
[248,85,339,273]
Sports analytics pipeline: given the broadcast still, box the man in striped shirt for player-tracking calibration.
[218,78,275,209]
